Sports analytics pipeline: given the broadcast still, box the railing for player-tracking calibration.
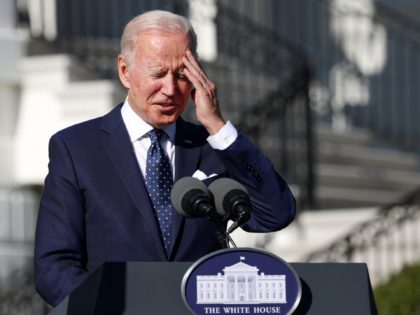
[0,187,39,243]
[304,187,420,285]
[206,2,314,209]
[0,187,47,314]
[233,67,314,209]
[274,0,420,155]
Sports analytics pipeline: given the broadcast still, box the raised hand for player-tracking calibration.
[182,50,226,135]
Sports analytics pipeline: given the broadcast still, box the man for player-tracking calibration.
[34,10,296,306]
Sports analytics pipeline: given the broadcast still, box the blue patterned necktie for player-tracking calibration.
[146,129,173,254]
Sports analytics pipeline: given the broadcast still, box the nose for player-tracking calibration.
[161,73,176,96]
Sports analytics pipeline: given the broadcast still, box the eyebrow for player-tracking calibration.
[148,68,165,74]
[147,66,186,75]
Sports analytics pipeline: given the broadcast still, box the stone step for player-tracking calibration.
[317,142,419,172]
[315,186,404,209]
[314,124,420,208]
[317,163,420,191]
[316,124,373,146]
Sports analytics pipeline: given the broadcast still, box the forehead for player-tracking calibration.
[135,31,189,65]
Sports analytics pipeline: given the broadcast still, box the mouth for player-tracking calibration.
[154,103,179,113]
[155,103,177,107]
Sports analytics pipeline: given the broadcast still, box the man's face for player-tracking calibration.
[118,31,192,128]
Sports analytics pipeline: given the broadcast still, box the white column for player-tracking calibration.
[0,0,27,186]
[188,0,217,62]
[42,0,57,40]
[224,276,228,302]
[234,275,238,302]
[28,0,43,37]
[245,274,249,301]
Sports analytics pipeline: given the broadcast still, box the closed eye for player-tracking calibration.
[150,71,166,78]
[175,71,188,81]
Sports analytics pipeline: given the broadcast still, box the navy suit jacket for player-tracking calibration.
[34,104,295,306]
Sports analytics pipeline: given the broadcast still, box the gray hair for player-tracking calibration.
[120,10,197,67]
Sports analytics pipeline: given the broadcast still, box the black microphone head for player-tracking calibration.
[171,177,212,217]
[208,178,249,217]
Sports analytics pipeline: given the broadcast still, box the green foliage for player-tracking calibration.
[374,262,420,315]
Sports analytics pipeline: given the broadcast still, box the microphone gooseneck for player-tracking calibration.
[208,178,252,234]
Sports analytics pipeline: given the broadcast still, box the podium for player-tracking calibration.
[49,262,377,315]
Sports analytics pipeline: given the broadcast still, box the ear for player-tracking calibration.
[118,55,131,89]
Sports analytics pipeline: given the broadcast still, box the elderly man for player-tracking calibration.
[34,10,295,306]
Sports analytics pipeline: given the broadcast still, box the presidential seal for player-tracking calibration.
[181,248,301,315]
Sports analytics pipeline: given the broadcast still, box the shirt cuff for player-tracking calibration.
[207,121,238,150]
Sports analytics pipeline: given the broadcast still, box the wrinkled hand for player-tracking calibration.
[183,50,225,135]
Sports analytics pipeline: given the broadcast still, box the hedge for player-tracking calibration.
[373,262,420,315]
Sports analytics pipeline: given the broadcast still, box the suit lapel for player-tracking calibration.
[168,119,206,259]
[100,105,166,260]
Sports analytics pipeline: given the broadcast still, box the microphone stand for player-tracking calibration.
[214,227,229,248]
[212,219,237,249]
[213,224,237,248]
[191,197,235,248]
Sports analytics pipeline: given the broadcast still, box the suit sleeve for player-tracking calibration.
[212,132,296,232]
[34,133,88,306]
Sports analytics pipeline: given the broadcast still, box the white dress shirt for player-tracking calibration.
[121,99,238,180]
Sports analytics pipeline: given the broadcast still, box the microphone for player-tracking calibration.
[208,178,252,234]
[171,177,231,247]
[170,177,225,222]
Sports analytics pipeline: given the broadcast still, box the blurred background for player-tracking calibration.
[1,0,420,313]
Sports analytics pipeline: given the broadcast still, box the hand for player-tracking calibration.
[182,50,225,135]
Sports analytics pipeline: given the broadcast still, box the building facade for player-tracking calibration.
[196,258,286,304]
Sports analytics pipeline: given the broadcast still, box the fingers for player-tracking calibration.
[184,50,203,77]
[182,51,216,98]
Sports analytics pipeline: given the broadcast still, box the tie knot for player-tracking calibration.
[148,129,164,143]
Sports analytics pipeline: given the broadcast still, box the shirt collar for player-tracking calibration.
[121,98,176,143]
